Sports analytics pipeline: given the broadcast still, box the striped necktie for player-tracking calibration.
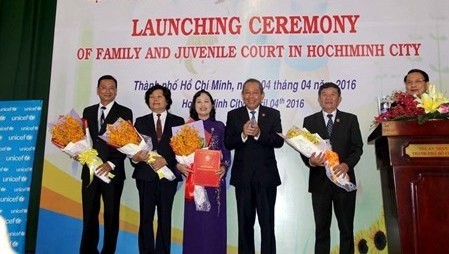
[326,114,333,136]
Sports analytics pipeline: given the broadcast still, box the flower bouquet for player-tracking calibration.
[49,109,113,184]
[170,120,211,211]
[99,117,175,180]
[374,84,449,125]
[279,126,356,191]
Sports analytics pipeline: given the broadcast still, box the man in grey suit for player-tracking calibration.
[301,82,363,254]
[224,78,284,254]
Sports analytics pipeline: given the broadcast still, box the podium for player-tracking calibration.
[368,120,449,253]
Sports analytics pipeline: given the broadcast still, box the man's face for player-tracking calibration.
[318,87,341,113]
[242,81,264,110]
[97,79,117,105]
[405,72,428,96]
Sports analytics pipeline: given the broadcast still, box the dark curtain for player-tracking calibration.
[0,0,57,252]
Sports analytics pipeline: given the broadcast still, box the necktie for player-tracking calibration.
[99,106,106,130]
[250,110,256,127]
[326,114,333,136]
[156,113,162,141]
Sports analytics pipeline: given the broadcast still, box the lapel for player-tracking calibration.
[332,110,342,138]
[316,111,328,138]
[238,107,250,124]
[99,102,118,134]
[257,106,267,130]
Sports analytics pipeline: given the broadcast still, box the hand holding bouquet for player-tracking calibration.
[170,120,211,211]
[100,117,175,180]
[280,125,356,191]
[49,109,113,184]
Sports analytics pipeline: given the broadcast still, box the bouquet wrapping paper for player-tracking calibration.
[280,126,356,191]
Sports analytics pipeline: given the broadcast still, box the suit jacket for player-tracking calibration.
[131,112,185,182]
[224,105,284,188]
[301,110,363,193]
[82,102,133,182]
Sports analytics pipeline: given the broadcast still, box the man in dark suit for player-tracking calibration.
[224,78,284,254]
[80,75,133,254]
[301,82,363,254]
[130,84,184,254]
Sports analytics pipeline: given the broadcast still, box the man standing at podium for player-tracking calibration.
[301,82,363,254]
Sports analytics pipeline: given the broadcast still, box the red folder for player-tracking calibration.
[193,149,221,187]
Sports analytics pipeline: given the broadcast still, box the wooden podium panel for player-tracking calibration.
[368,120,449,254]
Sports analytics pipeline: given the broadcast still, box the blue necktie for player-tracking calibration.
[327,114,333,136]
[250,110,256,127]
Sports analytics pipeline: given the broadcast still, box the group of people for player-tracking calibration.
[77,69,430,254]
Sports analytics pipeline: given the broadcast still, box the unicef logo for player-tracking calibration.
[26,135,33,140]
[21,176,27,182]
[24,155,31,161]
[9,126,14,131]
[0,136,3,140]
[0,115,5,121]
[19,196,25,202]
[29,115,36,120]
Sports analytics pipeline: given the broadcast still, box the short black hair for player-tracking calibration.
[242,78,264,94]
[403,69,429,82]
[318,82,341,96]
[144,84,173,110]
[189,90,216,121]
[97,75,117,88]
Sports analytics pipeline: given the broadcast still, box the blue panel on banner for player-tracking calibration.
[0,100,43,253]
[36,209,142,254]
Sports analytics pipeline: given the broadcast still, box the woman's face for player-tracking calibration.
[148,89,167,113]
[195,92,212,119]
[405,72,428,96]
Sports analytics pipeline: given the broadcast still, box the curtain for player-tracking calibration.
[0,0,57,252]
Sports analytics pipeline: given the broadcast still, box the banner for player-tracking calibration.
[40,0,449,253]
[0,100,42,253]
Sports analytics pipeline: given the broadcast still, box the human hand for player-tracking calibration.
[150,156,167,171]
[217,165,226,179]
[177,163,193,176]
[132,150,149,162]
[95,162,112,176]
[309,152,326,167]
[332,162,349,177]
[243,120,260,137]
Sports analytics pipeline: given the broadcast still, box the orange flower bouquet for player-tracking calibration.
[280,125,356,191]
[49,109,113,184]
[100,117,175,180]
[170,120,211,211]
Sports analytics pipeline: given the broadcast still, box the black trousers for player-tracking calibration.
[136,179,177,254]
[312,190,356,254]
[235,181,277,254]
[80,178,124,254]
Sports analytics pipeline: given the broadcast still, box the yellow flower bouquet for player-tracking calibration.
[99,117,175,180]
[170,120,211,211]
[279,125,356,191]
[49,109,113,184]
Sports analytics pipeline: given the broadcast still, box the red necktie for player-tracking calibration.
[156,113,162,141]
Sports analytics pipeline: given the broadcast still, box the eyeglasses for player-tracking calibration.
[406,79,426,86]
